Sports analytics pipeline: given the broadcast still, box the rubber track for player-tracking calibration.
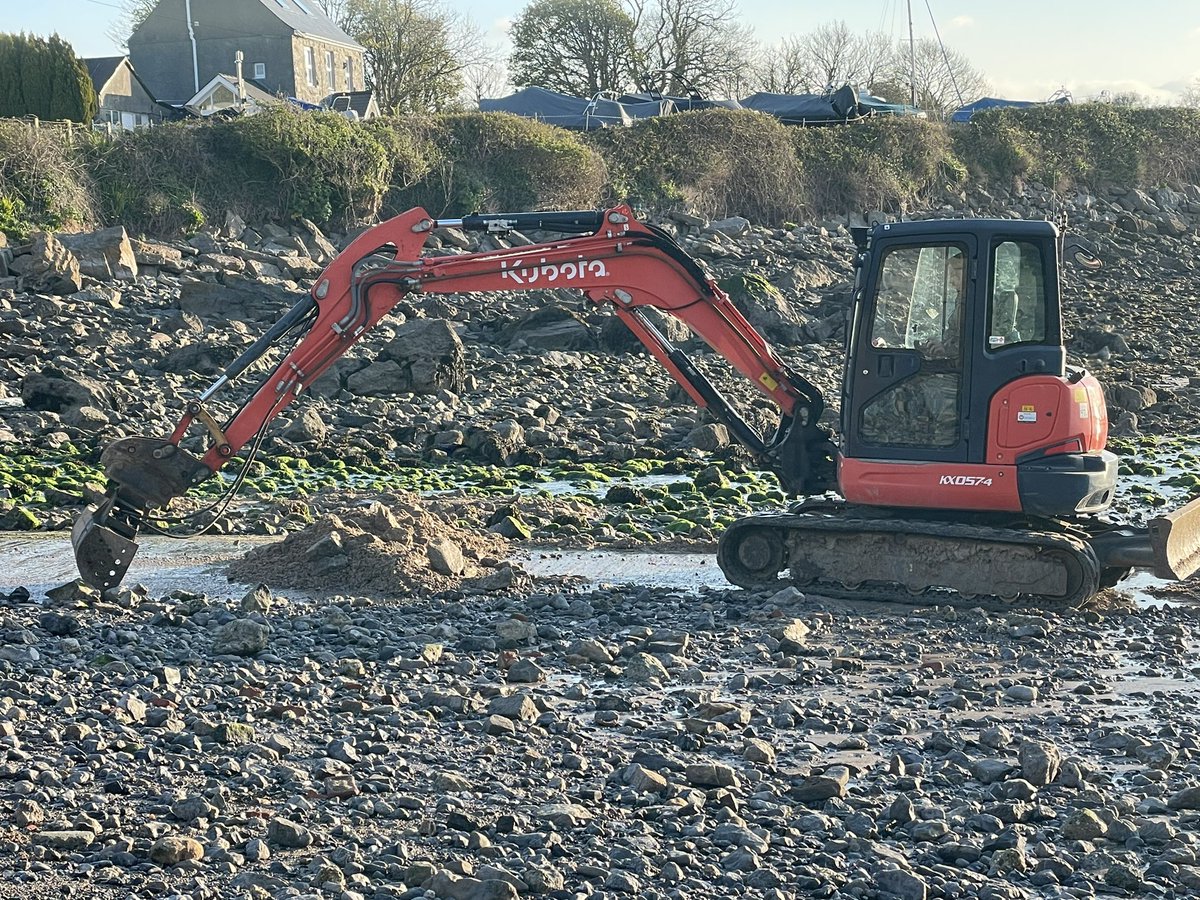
[717,502,1102,612]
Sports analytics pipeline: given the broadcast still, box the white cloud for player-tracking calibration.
[989,76,1181,104]
[949,16,974,28]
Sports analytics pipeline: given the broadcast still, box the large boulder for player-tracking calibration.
[348,318,464,397]
[503,304,596,351]
[598,307,691,353]
[58,226,138,280]
[9,232,81,295]
[21,368,109,413]
[177,278,294,322]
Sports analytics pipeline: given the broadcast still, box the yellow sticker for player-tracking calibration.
[759,373,779,391]
[1020,404,1036,412]
[1073,388,1087,403]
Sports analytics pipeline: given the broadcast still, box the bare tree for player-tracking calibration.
[753,24,897,97]
[464,52,509,106]
[315,0,351,24]
[626,0,754,98]
[892,37,987,115]
[342,0,496,113]
[1182,79,1200,108]
[106,0,157,49]
[509,0,638,96]
[754,36,817,94]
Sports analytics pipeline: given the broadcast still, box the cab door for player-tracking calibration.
[845,234,976,463]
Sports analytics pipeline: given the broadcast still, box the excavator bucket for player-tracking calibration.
[1148,495,1200,581]
[71,437,210,590]
[72,505,139,591]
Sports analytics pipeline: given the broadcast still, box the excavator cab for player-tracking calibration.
[840,219,1118,518]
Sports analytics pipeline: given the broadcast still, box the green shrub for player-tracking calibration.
[589,109,804,222]
[387,112,606,216]
[793,117,964,216]
[952,104,1192,191]
[0,119,94,237]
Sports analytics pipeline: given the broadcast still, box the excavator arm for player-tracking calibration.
[73,205,837,589]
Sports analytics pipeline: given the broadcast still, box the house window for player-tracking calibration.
[293,0,313,12]
[254,62,266,80]
[325,50,335,88]
[345,57,355,91]
[305,47,316,87]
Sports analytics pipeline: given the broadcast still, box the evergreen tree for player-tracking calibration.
[0,32,96,123]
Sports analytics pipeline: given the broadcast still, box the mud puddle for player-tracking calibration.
[516,549,731,592]
[0,533,273,600]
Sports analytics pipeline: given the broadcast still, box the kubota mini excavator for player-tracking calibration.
[72,206,1200,606]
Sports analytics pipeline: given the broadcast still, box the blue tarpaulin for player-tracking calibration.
[950,95,1069,123]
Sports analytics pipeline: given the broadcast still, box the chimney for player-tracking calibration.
[235,51,247,108]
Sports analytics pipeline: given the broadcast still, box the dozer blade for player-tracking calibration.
[1148,496,1200,581]
[72,505,139,591]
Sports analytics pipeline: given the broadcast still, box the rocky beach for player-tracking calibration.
[1,181,1200,899]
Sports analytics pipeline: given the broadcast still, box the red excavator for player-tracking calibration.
[72,206,1200,606]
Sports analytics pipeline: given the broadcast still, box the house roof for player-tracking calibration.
[254,0,364,50]
[187,73,283,114]
[85,56,127,93]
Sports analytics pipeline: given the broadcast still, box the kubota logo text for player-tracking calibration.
[939,475,994,486]
[500,257,608,284]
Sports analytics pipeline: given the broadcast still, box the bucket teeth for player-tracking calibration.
[72,507,139,591]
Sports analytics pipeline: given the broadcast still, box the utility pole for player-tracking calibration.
[907,0,917,107]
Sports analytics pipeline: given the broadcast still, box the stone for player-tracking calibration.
[150,835,204,866]
[624,764,668,794]
[213,619,269,656]
[1005,684,1038,703]
[504,305,597,351]
[1019,740,1061,786]
[488,693,538,723]
[708,216,752,237]
[355,318,465,395]
[792,766,850,802]
[1061,808,1107,841]
[10,232,80,294]
[536,803,593,828]
[21,368,108,414]
[773,618,810,652]
[428,538,466,576]
[688,422,729,451]
[58,226,138,280]
[1167,786,1200,810]
[505,658,546,684]
[267,816,313,848]
[624,652,670,683]
[875,868,927,900]
[32,830,95,850]
[214,722,255,745]
[686,761,739,788]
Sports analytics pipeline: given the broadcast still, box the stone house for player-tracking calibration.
[84,56,167,130]
[128,0,365,107]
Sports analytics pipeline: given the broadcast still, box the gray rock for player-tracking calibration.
[1061,808,1108,841]
[624,652,669,683]
[361,318,466,395]
[505,658,546,684]
[792,766,850,802]
[32,830,95,850]
[150,835,204,866]
[213,618,269,656]
[1019,740,1061,786]
[488,693,538,723]
[58,226,138,280]
[428,538,466,576]
[267,816,313,848]
[686,761,739,788]
[10,232,80,294]
[1167,786,1200,810]
[875,868,927,900]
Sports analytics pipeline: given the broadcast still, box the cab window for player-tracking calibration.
[989,240,1047,350]
[870,243,966,362]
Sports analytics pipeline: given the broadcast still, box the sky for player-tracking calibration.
[12,0,1200,103]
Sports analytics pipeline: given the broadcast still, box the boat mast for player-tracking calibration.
[907,0,917,106]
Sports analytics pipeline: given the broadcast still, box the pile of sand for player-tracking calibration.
[227,493,513,597]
